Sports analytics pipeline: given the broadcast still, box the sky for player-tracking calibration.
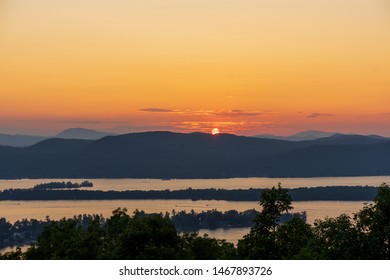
[1,0,390,136]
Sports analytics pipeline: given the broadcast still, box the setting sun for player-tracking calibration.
[211,128,220,135]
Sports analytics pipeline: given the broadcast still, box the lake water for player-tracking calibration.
[0,199,369,224]
[0,199,370,245]
[0,176,389,191]
[0,176,381,246]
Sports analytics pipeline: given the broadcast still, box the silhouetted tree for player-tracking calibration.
[6,183,390,260]
[180,232,237,260]
[0,247,23,260]
[276,216,313,259]
[25,214,104,260]
[355,183,390,259]
[237,183,293,259]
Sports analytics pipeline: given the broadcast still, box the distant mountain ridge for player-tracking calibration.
[54,128,116,140]
[254,130,389,142]
[253,130,337,141]
[0,131,390,179]
[2,128,387,147]
[0,134,48,147]
[0,128,115,147]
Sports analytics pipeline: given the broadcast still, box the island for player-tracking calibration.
[32,181,93,190]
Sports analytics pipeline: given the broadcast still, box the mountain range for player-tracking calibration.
[0,131,390,179]
[253,130,337,141]
[1,128,387,147]
[0,128,116,147]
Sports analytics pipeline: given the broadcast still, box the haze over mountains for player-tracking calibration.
[54,128,116,140]
[0,131,390,179]
[253,130,337,141]
[253,130,388,142]
[1,128,388,147]
[0,128,116,147]
[0,134,47,148]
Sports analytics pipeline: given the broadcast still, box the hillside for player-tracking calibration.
[0,132,389,178]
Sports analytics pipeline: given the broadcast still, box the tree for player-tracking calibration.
[299,183,390,260]
[0,247,23,260]
[306,215,363,259]
[101,208,183,259]
[276,216,313,259]
[180,232,237,260]
[237,183,293,259]
[355,183,390,259]
[25,214,104,260]
[258,183,293,234]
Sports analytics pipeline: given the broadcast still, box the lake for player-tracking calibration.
[0,199,369,224]
[0,199,370,245]
[0,176,389,191]
[0,176,382,245]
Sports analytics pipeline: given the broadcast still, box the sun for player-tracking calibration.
[211,128,220,135]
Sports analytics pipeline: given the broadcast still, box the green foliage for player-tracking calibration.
[238,183,390,260]
[4,183,390,260]
[0,247,23,260]
[19,207,237,260]
[276,216,313,259]
[354,183,390,259]
[25,214,104,260]
[180,232,237,260]
[294,183,390,260]
[306,215,364,259]
[102,208,182,259]
[238,183,296,259]
[259,183,293,220]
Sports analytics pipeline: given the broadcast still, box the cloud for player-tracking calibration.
[139,108,266,118]
[55,120,129,124]
[139,108,174,113]
[215,110,263,117]
[307,113,334,118]
[174,121,272,134]
[139,108,214,116]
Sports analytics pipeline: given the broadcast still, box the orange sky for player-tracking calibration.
[1,0,390,136]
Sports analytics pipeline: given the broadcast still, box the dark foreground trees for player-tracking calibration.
[237,183,390,259]
[12,208,236,260]
[2,183,390,260]
[237,183,312,259]
[300,183,390,259]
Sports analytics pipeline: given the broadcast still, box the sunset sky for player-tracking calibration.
[1,0,390,136]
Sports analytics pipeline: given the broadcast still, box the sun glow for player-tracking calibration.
[211,128,220,135]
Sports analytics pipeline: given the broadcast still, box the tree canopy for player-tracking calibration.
[2,183,390,260]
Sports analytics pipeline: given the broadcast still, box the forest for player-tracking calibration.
[0,185,379,201]
[32,181,93,190]
[1,183,390,260]
[0,209,305,249]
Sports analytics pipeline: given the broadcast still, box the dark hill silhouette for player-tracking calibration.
[306,133,389,145]
[0,145,18,155]
[24,138,91,153]
[0,131,390,179]
[252,142,390,177]
[83,131,306,157]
